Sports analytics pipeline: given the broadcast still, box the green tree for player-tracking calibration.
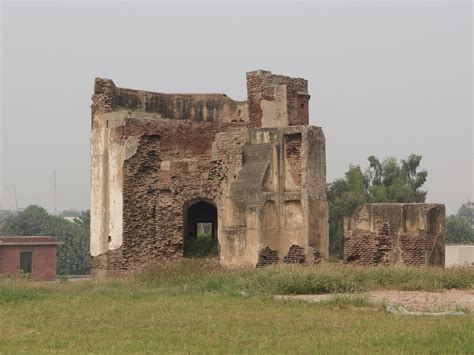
[73,210,90,230]
[365,154,427,203]
[327,154,428,258]
[457,202,474,226]
[0,205,90,274]
[59,209,81,218]
[445,215,474,244]
[327,165,368,257]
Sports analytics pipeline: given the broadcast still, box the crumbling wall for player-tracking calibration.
[121,118,246,271]
[257,247,279,267]
[122,134,162,267]
[283,133,302,191]
[344,203,445,266]
[222,125,328,267]
[92,78,248,124]
[283,245,306,264]
[90,70,329,274]
[246,70,309,128]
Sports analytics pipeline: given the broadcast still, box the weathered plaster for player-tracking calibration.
[90,70,329,274]
[344,203,445,266]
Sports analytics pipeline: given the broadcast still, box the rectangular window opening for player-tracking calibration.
[196,222,212,239]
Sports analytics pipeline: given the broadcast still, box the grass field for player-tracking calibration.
[1,261,473,353]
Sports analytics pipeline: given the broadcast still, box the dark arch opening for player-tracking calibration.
[183,199,218,258]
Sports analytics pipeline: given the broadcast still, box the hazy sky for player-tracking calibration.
[1,1,472,214]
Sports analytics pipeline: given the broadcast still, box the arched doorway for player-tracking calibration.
[183,199,218,257]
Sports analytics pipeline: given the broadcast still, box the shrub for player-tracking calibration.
[320,295,372,308]
[278,274,361,294]
[183,237,218,258]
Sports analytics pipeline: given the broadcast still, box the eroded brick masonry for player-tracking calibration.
[90,70,329,275]
[343,203,445,266]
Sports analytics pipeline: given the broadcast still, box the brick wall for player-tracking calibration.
[246,70,309,128]
[91,117,248,273]
[285,77,309,126]
[344,204,445,266]
[90,71,328,273]
[0,240,57,281]
[284,133,302,190]
[92,78,245,124]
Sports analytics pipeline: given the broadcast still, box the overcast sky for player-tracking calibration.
[1,1,472,214]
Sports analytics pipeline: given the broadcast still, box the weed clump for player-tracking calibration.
[183,237,218,258]
[320,295,372,308]
[278,273,362,294]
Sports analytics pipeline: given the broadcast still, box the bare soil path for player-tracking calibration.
[368,289,474,312]
[275,289,474,312]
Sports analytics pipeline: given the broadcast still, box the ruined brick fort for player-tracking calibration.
[90,70,445,275]
[90,70,329,275]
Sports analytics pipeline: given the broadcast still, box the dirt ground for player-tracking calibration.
[275,289,474,312]
[368,289,474,312]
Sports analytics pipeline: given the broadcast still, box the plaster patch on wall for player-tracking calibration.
[285,200,303,226]
[261,84,288,127]
[124,136,140,160]
[161,161,171,171]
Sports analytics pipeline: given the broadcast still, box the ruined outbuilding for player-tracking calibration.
[344,203,445,266]
[90,70,329,275]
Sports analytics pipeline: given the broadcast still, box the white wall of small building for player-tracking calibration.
[445,245,474,267]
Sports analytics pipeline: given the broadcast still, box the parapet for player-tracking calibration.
[344,203,445,266]
[91,70,311,130]
[91,77,248,124]
[246,70,310,128]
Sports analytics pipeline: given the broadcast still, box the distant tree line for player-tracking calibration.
[0,205,90,275]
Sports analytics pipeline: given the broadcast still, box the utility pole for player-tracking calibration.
[2,185,18,213]
[13,184,17,213]
[54,169,57,215]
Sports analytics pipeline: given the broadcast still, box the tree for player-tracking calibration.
[445,215,474,244]
[327,154,428,258]
[73,210,90,230]
[327,165,368,257]
[0,205,90,274]
[365,154,427,203]
[59,209,81,218]
[445,203,474,245]
[457,203,474,227]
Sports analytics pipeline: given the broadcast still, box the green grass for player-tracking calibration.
[318,294,375,308]
[0,262,473,353]
[138,260,474,295]
[183,236,218,258]
[0,286,46,304]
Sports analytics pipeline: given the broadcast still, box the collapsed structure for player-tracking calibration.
[90,70,329,275]
[344,203,445,266]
